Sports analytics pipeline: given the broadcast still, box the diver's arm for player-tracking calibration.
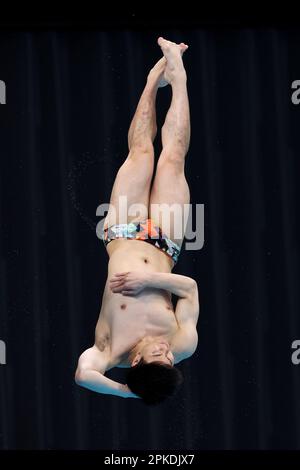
[75,346,138,398]
[75,368,133,397]
[110,271,196,298]
[147,272,197,298]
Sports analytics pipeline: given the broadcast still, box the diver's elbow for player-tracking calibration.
[75,368,87,387]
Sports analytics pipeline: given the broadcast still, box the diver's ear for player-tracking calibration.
[131,353,142,367]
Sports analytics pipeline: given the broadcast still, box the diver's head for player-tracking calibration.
[130,337,174,367]
[126,337,183,405]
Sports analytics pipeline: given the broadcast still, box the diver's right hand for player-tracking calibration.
[109,271,150,296]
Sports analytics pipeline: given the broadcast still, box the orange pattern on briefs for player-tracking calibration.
[102,218,181,264]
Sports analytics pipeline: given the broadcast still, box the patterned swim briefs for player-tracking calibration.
[101,218,181,265]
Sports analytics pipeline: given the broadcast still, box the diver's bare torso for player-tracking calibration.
[95,239,180,370]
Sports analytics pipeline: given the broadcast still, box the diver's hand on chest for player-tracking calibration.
[109,271,150,296]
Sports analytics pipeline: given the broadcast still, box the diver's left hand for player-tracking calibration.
[109,271,149,296]
[120,384,141,399]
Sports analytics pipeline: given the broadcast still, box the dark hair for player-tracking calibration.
[126,359,184,405]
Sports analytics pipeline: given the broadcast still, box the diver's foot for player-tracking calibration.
[157,37,188,84]
[147,56,167,87]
